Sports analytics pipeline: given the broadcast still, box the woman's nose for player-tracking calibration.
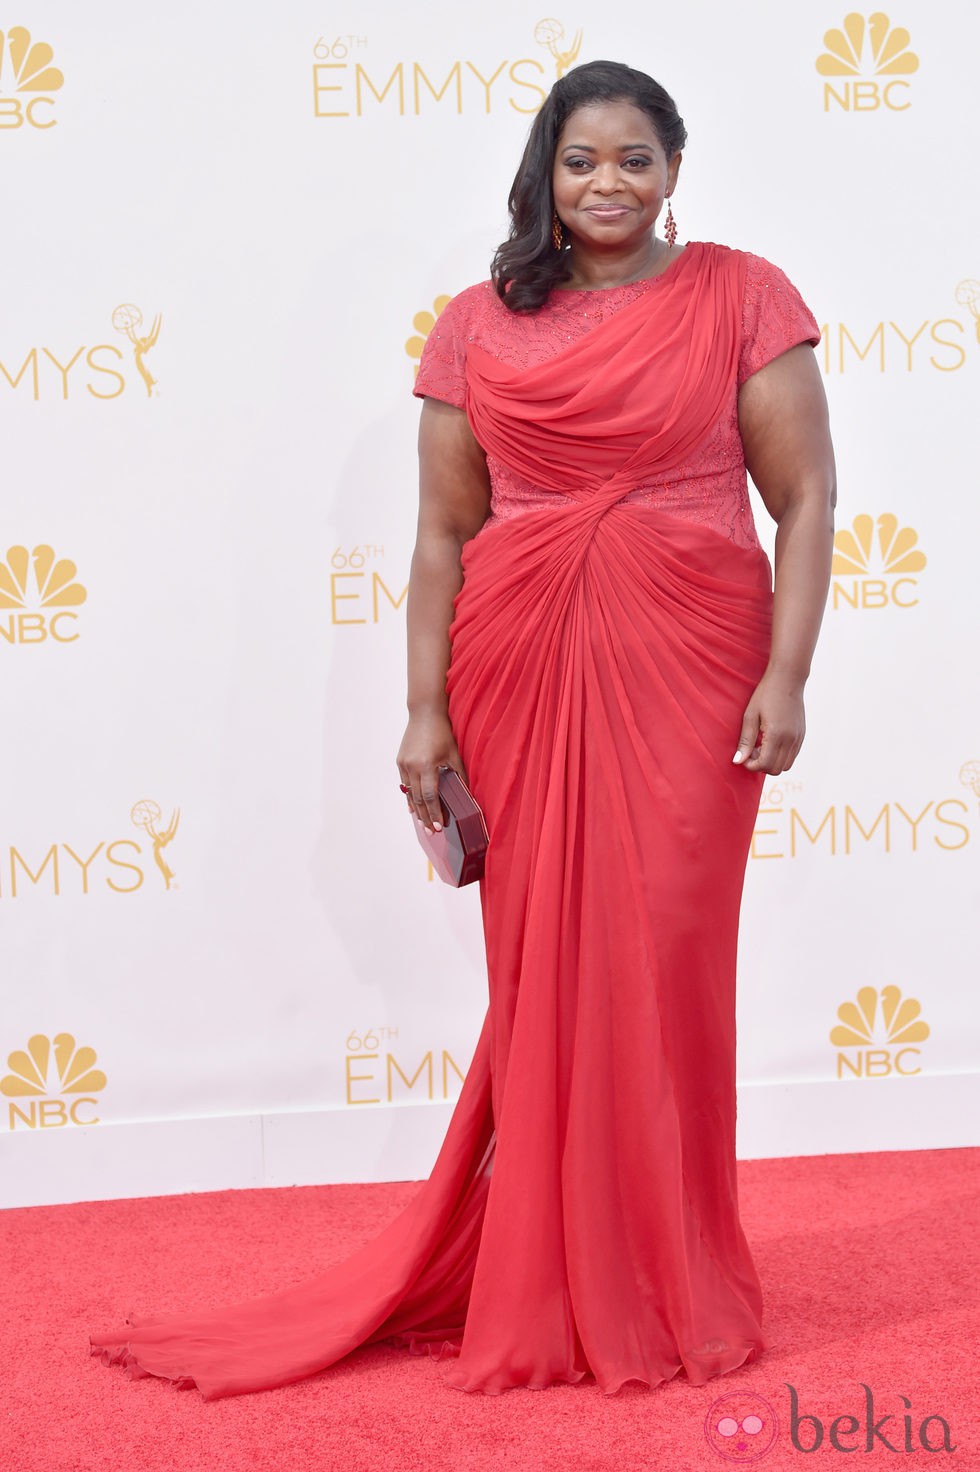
[589,165,622,193]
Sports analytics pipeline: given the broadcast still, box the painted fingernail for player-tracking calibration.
[433,823,442,832]
[732,751,745,764]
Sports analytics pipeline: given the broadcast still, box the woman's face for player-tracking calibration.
[552,100,680,250]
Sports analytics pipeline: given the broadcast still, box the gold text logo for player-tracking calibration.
[1,799,181,897]
[330,544,406,625]
[0,26,63,129]
[404,295,451,379]
[312,23,574,118]
[2,1033,106,1129]
[830,513,926,610]
[830,985,929,1079]
[751,778,970,859]
[344,1027,465,1105]
[0,544,86,645]
[0,304,161,401]
[817,12,918,111]
[818,313,970,375]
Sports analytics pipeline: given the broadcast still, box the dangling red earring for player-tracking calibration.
[664,197,677,248]
[552,212,564,250]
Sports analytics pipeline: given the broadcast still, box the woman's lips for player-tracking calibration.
[584,205,632,219]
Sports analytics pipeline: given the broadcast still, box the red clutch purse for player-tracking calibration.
[412,767,489,887]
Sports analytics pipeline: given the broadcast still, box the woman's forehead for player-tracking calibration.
[557,100,661,143]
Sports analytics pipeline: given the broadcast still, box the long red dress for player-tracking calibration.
[90,241,820,1398]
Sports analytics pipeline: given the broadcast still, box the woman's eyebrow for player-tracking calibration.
[559,142,654,153]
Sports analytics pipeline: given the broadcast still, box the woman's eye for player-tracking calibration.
[623,157,651,168]
[565,158,590,170]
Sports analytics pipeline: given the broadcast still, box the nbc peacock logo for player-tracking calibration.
[817,13,919,111]
[0,543,87,645]
[830,513,926,610]
[404,296,451,379]
[831,985,929,1079]
[2,1033,106,1129]
[0,26,64,128]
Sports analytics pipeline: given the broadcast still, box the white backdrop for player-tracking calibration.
[2,1,977,1208]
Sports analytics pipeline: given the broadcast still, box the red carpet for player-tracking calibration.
[3,1147,977,1471]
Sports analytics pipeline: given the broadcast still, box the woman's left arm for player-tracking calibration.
[734,342,837,774]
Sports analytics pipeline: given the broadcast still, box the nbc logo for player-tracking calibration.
[830,513,926,610]
[816,12,918,111]
[0,544,86,644]
[404,296,451,379]
[0,26,63,128]
[2,1033,106,1129]
[830,985,929,1079]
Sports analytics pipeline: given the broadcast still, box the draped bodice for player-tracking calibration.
[413,243,821,551]
[463,243,743,504]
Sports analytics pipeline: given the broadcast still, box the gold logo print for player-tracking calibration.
[112,304,161,397]
[534,18,583,79]
[404,296,451,378]
[959,761,980,809]
[831,514,926,575]
[954,280,980,344]
[131,799,180,890]
[816,12,919,75]
[0,26,64,91]
[829,986,929,1047]
[0,544,86,609]
[1,1033,106,1098]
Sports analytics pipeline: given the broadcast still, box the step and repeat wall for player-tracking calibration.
[2,2,978,1207]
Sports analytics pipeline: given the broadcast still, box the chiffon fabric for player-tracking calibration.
[90,241,820,1399]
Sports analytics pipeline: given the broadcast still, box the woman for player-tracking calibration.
[90,61,835,1399]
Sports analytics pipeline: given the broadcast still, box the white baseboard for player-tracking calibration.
[0,1099,458,1209]
[2,1072,977,1210]
[735,1070,979,1158]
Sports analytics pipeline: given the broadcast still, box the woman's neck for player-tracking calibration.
[561,234,673,291]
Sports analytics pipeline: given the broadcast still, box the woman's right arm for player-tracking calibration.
[396,397,491,834]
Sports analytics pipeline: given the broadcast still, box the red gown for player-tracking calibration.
[90,242,820,1398]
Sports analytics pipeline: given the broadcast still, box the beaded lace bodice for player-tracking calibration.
[413,247,820,551]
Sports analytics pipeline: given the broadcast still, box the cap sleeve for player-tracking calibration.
[412,290,473,410]
[739,254,822,385]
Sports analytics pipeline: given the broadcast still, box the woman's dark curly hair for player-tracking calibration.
[491,60,687,313]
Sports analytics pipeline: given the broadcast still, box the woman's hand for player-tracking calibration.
[733,673,806,775]
[396,708,469,834]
